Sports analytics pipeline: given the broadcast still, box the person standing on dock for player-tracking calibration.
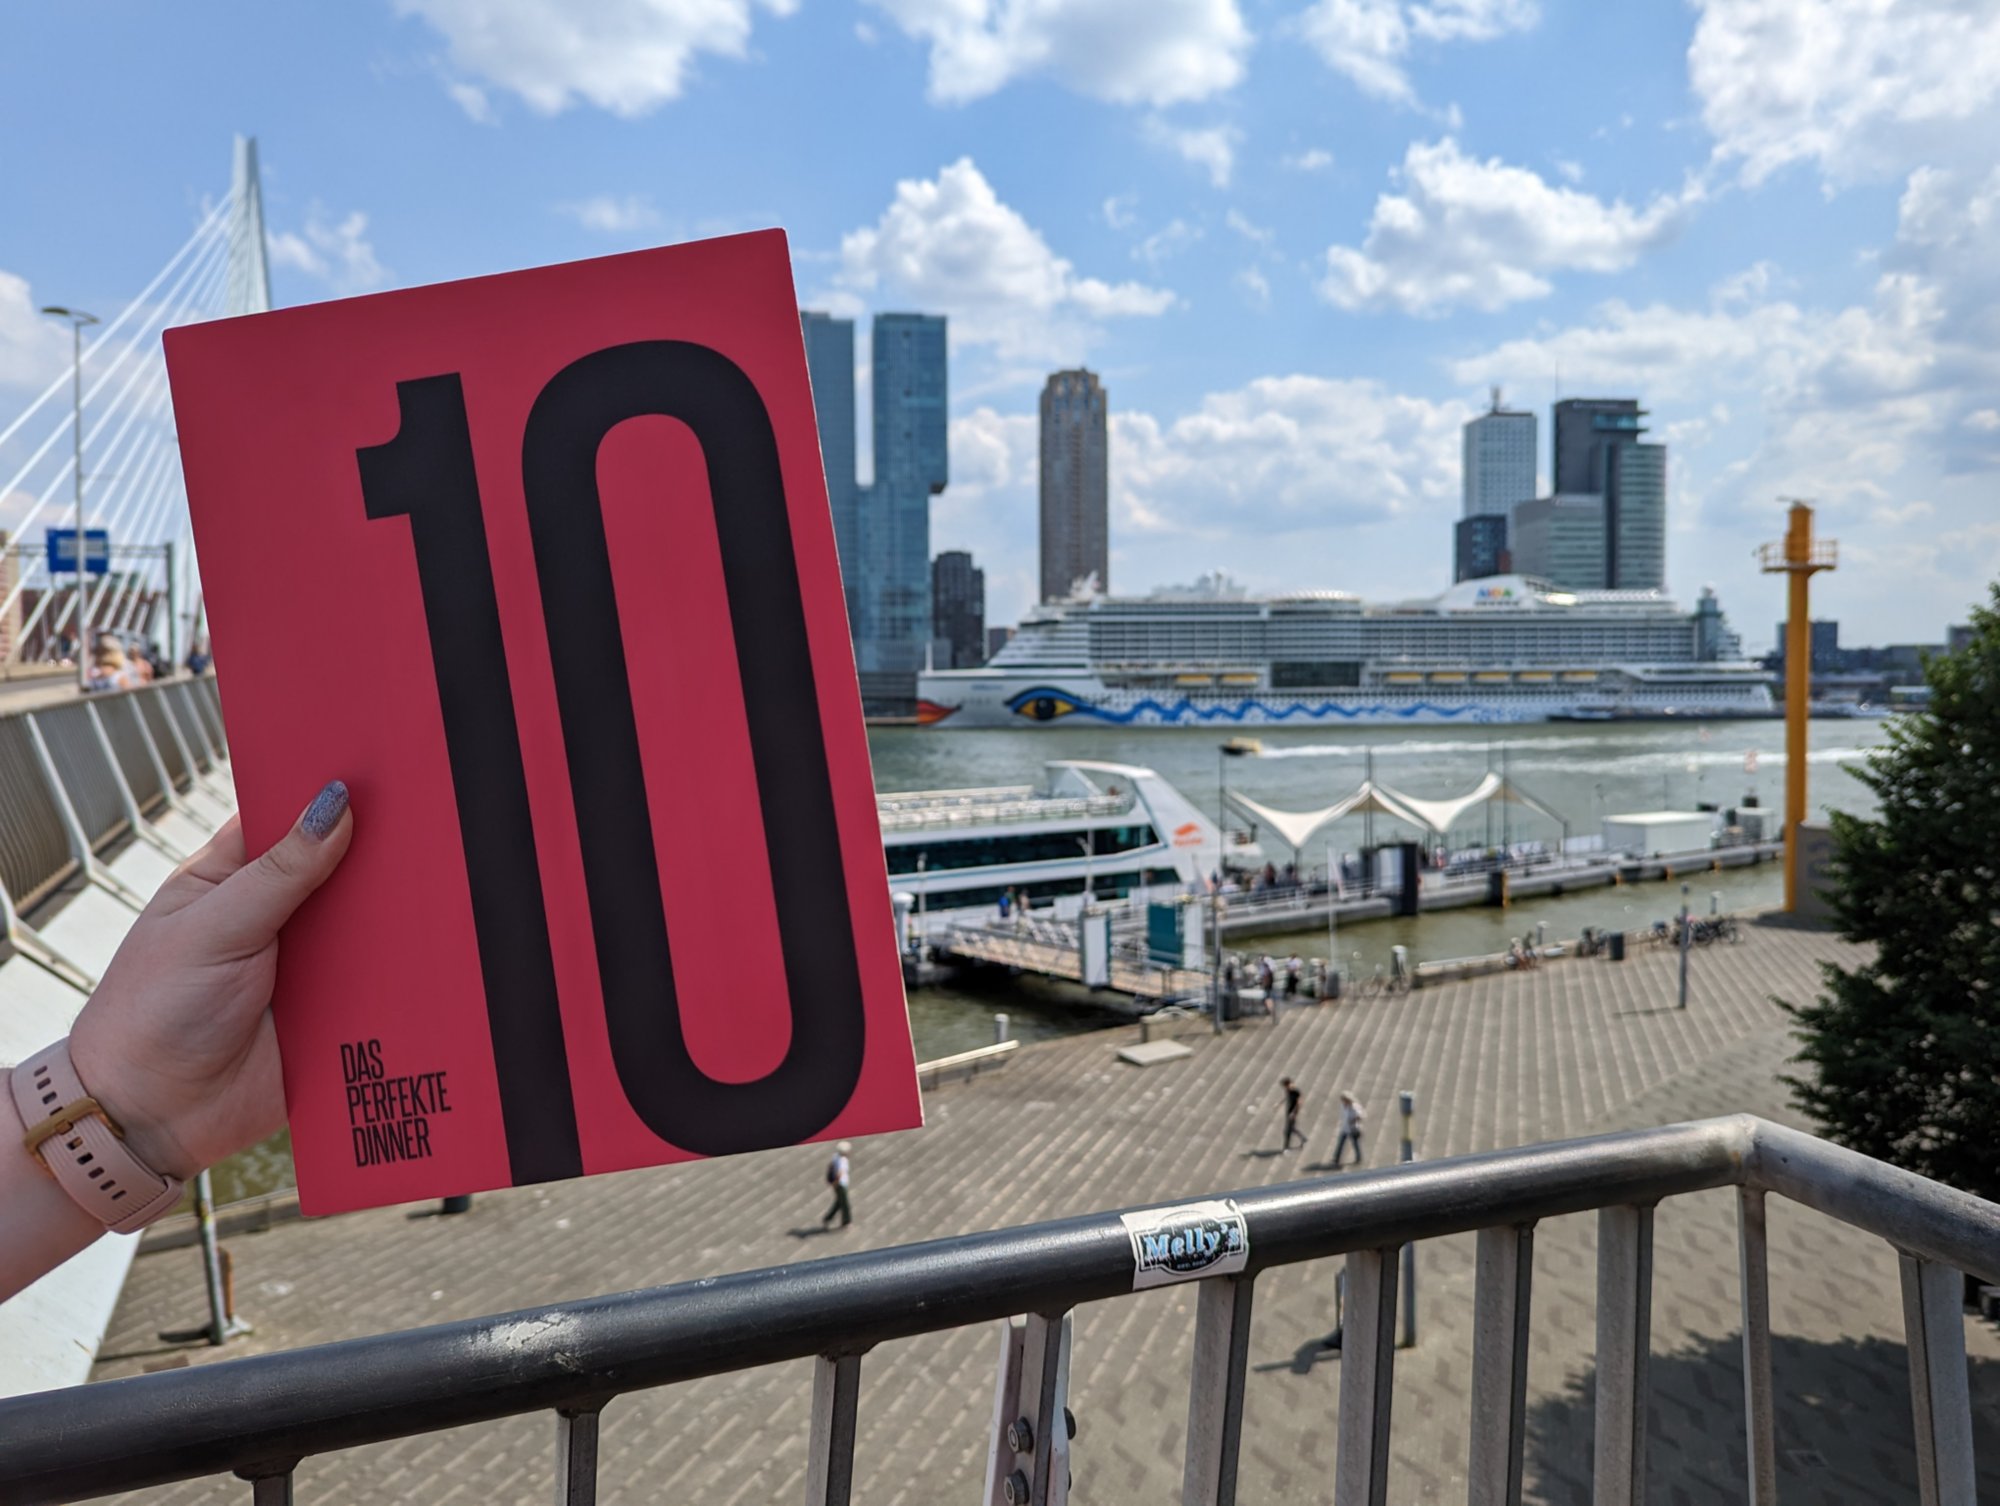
[1281,1077,1307,1150]
[1333,1094,1366,1168]
[821,1142,854,1229]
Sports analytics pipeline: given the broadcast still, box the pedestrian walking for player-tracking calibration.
[1333,1093,1366,1168]
[821,1141,853,1228]
[1285,954,1302,1002]
[1281,1077,1307,1150]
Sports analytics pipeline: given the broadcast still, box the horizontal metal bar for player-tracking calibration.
[0,1115,1821,1503]
[1747,1119,2000,1284]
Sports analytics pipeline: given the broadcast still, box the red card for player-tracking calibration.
[164,232,920,1216]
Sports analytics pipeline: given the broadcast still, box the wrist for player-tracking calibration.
[65,1028,201,1181]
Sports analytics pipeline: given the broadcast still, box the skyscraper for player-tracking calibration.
[1462,389,1536,518]
[864,313,949,699]
[799,312,859,628]
[931,549,985,669]
[1509,494,1608,591]
[798,309,949,711]
[1550,398,1666,592]
[1609,440,1666,591]
[1453,514,1509,582]
[1039,369,1109,602]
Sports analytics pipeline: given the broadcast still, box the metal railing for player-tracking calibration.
[2,1115,1993,1505]
[0,676,226,989]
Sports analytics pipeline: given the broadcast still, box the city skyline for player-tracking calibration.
[1,4,1997,651]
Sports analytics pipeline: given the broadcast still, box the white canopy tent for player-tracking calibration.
[1226,774,1569,858]
[1225,781,1432,861]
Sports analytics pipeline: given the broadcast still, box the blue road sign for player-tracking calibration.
[46,528,109,575]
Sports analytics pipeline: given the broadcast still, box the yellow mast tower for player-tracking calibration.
[1758,501,1837,912]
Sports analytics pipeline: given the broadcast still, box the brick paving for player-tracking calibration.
[89,925,2000,1503]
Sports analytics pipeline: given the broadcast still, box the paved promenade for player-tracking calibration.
[91,925,2000,1503]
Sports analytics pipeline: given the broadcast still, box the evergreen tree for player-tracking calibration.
[1784,588,2000,1200]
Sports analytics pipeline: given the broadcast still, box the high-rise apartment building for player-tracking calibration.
[799,312,859,626]
[1462,390,1537,519]
[1039,369,1109,602]
[798,310,948,712]
[865,313,949,702]
[1509,494,1608,591]
[1550,398,1665,592]
[1609,441,1666,591]
[1453,514,1509,582]
[931,550,985,669]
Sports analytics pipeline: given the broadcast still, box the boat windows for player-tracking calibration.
[885,823,1160,875]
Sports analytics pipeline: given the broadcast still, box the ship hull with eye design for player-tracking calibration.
[917,575,1773,728]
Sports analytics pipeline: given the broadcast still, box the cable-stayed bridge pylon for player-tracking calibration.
[0,136,271,670]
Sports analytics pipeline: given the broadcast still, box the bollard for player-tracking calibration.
[994,1012,1011,1045]
[1398,1091,1417,1347]
[441,1194,474,1215]
[1711,890,1721,917]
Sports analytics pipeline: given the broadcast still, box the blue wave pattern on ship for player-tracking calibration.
[1005,688,1502,725]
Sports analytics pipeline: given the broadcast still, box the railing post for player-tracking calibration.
[1735,1190,1778,1505]
[23,712,147,910]
[1334,1247,1398,1506]
[85,700,189,860]
[804,1352,864,1506]
[1468,1223,1534,1506]
[1592,1204,1655,1506]
[554,1400,605,1506]
[155,686,228,800]
[985,1312,1072,1506]
[124,694,212,829]
[1898,1253,1977,1506]
[1182,1275,1254,1506]
[236,1465,296,1505]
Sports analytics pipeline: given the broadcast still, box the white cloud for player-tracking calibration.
[1236,266,1272,306]
[1133,218,1202,268]
[864,0,1250,107]
[934,379,1471,624]
[1298,0,1536,105]
[1112,375,1468,533]
[1143,118,1241,187]
[0,272,73,393]
[1447,166,2000,637]
[268,209,388,296]
[1689,0,2000,186]
[1285,147,1335,172]
[396,0,799,118]
[1320,137,1696,314]
[556,194,663,234]
[445,80,496,124]
[1102,193,1138,229]
[1225,209,1273,244]
[836,159,1174,364]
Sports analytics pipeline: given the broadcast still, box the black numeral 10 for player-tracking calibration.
[358,341,867,1183]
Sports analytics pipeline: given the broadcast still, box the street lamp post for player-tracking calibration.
[41,306,98,682]
[1678,880,1692,1010]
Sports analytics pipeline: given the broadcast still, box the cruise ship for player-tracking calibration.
[917,575,1772,728]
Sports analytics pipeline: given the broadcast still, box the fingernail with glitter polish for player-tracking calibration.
[301,780,349,841]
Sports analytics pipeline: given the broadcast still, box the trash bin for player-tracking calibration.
[1608,931,1626,962]
[1325,970,1343,1001]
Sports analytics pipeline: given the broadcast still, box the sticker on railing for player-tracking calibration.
[1120,1199,1249,1289]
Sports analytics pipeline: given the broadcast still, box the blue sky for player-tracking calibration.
[3,0,1997,649]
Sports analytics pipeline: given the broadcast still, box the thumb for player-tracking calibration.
[209,780,354,953]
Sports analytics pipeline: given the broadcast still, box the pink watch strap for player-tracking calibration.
[12,1039,183,1235]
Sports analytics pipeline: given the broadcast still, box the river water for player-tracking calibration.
[211,717,1891,1202]
[890,717,1893,1055]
